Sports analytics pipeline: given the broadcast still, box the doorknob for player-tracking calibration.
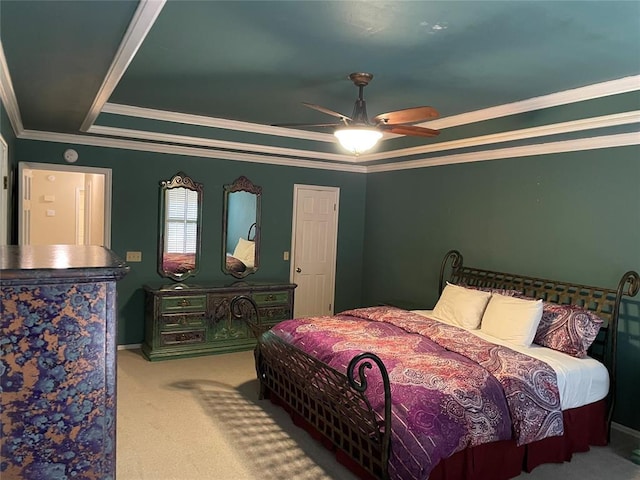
[296,267,302,273]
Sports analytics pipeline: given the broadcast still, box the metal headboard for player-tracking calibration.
[439,249,639,434]
[247,222,257,242]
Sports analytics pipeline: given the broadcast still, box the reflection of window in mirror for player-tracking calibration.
[159,172,203,282]
[165,187,198,255]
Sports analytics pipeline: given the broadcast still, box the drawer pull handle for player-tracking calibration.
[178,299,191,307]
[266,294,275,301]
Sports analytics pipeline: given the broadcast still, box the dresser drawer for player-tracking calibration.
[259,306,291,324]
[160,313,206,330]
[160,329,206,346]
[253,291,290,306]
[144,282,295,361]
[161,295,206,313]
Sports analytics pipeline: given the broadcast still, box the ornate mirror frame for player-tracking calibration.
[158,172,203,282]
[222,176,262,279]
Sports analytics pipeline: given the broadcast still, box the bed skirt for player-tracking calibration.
[267,391,607,480]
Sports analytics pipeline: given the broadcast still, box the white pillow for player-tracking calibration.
[480,294,543,346]
[232,238,255,268]
[432,283,492,329]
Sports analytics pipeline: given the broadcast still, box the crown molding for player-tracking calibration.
[0,41,24,135]
[364,111,640,161]
[418,75,640,131]
[80,0,166,131]
[90,111,639,165]
[366,132,640,173]
[7,31,638,175]
[102,102,336,143]
[17,129,367,173]
[16,128,637,175]
[87,125,354,162]
[102,75,640,152]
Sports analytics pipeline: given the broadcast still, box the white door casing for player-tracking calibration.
[0,136,8,245]
[18,162,112,247]
[290,184,339,318]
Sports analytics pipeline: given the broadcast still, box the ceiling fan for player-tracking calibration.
[275,72,440,155]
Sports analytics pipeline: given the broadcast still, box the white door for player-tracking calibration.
[18,162,112,247]
[290,185,339,318]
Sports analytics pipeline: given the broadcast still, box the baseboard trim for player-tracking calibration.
[117,343,142,351]
[612,422,640,439]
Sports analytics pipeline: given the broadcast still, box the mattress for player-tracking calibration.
[411,310,609,410]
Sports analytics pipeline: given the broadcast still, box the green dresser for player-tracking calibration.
[142,282,295,361]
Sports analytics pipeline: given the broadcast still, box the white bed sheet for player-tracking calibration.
[411,310,609,410]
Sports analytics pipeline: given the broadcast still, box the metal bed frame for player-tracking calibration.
[233,250,639,480]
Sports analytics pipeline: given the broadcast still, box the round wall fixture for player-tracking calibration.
[63,148,78,163]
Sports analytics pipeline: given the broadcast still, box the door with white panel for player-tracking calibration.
[18,162,111,247]
[290,185,339,318]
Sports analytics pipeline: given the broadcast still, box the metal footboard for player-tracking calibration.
[231,295,392,480]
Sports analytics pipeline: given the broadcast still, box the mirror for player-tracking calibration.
[158,172,203,282]
[222,176,261,278]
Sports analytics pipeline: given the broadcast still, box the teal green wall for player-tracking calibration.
[7,133,640,430]
[12,140,367,346]
[362,145,640,430]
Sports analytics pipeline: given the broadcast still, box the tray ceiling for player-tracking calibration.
[1,0,638,170]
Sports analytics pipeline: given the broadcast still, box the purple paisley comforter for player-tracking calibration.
[270,306,563,480]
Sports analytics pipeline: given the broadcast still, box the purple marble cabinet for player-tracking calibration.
[0,245,129,480]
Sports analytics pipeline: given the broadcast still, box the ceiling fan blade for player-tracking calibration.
[381,124,440,137]
[373,106,439,125]
[271,122,338,128]
[302,102,352,122]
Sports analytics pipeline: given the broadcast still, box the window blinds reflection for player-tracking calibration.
[165,187,198,254]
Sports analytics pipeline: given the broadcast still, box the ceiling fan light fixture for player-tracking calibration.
[334,127,382,155]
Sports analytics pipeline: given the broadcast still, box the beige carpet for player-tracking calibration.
[116,349,640,480]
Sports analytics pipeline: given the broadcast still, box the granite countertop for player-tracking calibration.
[0,245,130,282]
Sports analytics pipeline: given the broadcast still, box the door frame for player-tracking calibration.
[18,162,112,247]
[289,184,340,316]
[0,135,7,245]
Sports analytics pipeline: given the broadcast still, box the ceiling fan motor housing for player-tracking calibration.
[348,73,373,124]
[348,72,373,87]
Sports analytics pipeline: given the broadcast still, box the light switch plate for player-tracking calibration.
[126,251,142,262]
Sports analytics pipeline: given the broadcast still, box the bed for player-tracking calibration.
[225,224,257,273]
[233,250,639,480]
[225,252,248,273]
[161,252,196,274]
